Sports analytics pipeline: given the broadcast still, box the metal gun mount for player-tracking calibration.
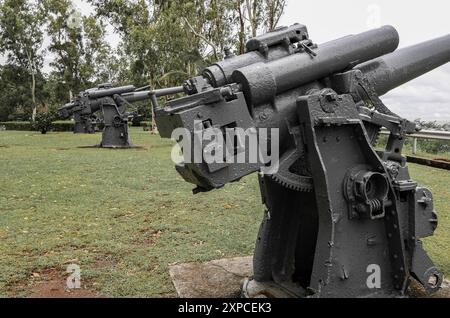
[58,83,184,148]
[155,24,450,297]
[58,101,97,134]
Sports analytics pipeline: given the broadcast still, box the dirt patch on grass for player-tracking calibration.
[30,280,99,298]
[27,267,105,298]
[95,255,119,268]
[134,229,163,246]
[77,145,148,150]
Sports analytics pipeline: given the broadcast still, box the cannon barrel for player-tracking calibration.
[232,25,399,105]
[203,24,309,87]
[87,85,136,99]
[121,86,184,103]
[356,34,450,96]
[152,86,185,97]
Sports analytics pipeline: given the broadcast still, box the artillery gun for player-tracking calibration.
[58,83,183,148]
[73,112,99,134]
[155,24,450,297]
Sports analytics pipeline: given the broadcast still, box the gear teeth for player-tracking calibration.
[269,148,314,192]
[270,173,313,192]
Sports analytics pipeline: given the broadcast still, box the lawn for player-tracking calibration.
[0,128,449,297]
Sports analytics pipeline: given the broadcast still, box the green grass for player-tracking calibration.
[0,128,449,297]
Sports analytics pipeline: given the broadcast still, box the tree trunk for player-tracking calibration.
[266,0,286,31]
[237,0,246,54]
[27,51,37,122]
[151,102,158,134]
[245,0,254,37]
[149,77,158,134]
[31,71,37,122]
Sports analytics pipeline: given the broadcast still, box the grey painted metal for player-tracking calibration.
[59,101,98,134]
[232,26,399,105]
[58,84,138,147]
[87,85,136,99]
[121,86,184,103]
[356,34,450,96]
[202,24,309,88]
[58,83,183,147]
[155,24,449,297]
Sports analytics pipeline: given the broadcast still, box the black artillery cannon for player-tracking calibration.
[155,24,450,297]
[58,83,183,148]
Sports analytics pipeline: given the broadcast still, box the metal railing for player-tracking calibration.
[380,129,450,154]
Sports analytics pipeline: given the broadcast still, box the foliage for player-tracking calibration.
[0,64,48,121]
[233,0,287,53]
[0,0,287,125]
[0,121,32,131]
[0,120,74,132]
[31,111,56,134]
[89,0,286,86]
[129,101,152,127]
[0,0,46,120]
[414,119,450,131]
[412,119,450,154]
[51,120,75,132]
[42,0,115,105]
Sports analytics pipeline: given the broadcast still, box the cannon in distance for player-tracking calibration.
[58,83,184,148]
[155,24,450,297]
[58,83,137,143]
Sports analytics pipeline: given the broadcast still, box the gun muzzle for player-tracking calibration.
[356,34,450,96]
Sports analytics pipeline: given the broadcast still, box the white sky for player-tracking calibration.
[279,0,450,121]
[2,0,449,121]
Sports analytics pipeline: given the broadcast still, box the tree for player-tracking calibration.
[89,0,287,132]
[235,0,287,54]
[264,0,287,32]
[42,0,117,108]
[0,0,45,121]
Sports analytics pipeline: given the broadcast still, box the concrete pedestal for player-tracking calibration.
[169,256,450,298]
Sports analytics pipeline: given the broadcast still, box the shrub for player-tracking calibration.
[0,121,74,132]
[140,121,151,131]
[32,112,55,134]
[52,121,75,132]
[0,121,32,131]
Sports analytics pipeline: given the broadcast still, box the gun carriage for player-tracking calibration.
[155,24,450,297]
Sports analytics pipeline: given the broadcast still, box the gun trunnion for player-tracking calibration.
[155,24,450,297]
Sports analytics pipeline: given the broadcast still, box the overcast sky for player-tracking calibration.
[2,0,449,121]
[279,0,450,121]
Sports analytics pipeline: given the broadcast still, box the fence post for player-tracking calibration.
[412,137,417,155]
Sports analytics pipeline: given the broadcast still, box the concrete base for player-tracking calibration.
[169,256,450,298]
[169,256,252,298]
